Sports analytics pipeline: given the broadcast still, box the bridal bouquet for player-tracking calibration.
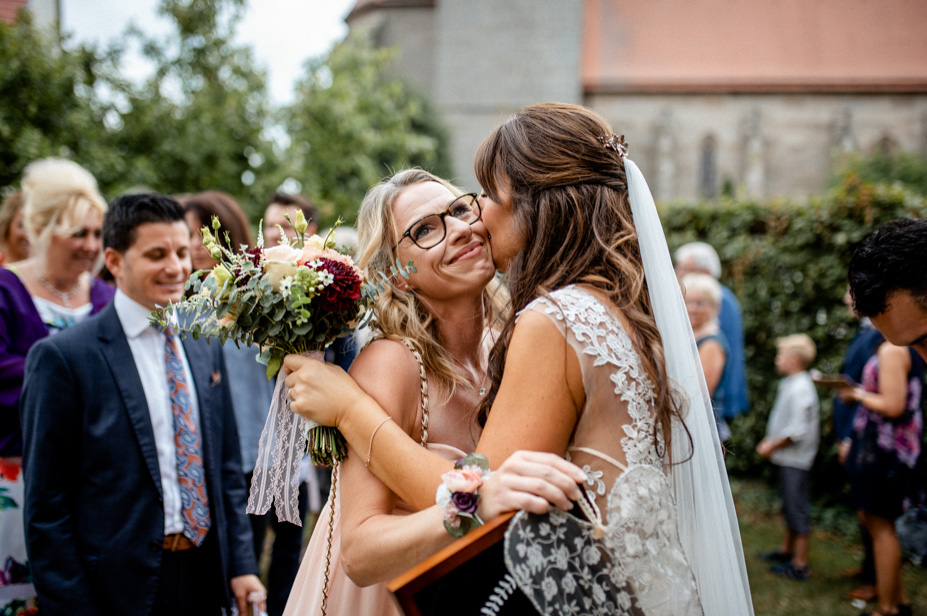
[154,211,371,523]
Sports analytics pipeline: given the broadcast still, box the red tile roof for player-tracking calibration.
[0,0,28,24]
[583,0,927,93]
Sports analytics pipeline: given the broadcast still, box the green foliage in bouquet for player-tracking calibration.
[151,210,371,465]
[154,211,363,376]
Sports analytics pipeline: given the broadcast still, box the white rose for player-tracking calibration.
[263,244,302,292]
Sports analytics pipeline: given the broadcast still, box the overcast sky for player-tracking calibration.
[60,0,355,105]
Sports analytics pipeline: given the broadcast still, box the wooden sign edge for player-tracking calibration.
[388,511,516,613]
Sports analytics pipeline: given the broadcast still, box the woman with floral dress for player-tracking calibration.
[840,341,924,616]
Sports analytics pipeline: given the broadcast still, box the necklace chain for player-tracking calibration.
[36,269,82,309]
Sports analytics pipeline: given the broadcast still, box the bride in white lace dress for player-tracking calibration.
[285,103,754,615]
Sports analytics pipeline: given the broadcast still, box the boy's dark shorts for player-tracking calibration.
[778,465,811,534]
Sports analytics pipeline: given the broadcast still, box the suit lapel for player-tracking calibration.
[97,305,165,500]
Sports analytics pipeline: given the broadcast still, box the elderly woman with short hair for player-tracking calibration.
[682,272,733,440]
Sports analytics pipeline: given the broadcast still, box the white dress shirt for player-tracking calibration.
[114,290,202,535]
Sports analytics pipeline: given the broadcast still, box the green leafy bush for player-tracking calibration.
[831,151,927,196]
[663,175,926,517]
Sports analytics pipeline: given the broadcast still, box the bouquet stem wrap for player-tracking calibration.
[247,349,323,525]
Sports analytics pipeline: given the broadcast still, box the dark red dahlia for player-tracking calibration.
[231,246,264,278]
[315,258,362,313]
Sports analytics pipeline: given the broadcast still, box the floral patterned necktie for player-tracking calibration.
[163,328,210,546]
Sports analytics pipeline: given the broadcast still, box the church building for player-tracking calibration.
[346,0,927,201]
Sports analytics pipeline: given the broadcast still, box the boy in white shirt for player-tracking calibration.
[756,333,820,581]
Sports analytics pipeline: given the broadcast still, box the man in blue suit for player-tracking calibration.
[21,194,265,615]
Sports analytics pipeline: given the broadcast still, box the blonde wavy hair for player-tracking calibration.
[356,169,509,398]
[21,158,107,260]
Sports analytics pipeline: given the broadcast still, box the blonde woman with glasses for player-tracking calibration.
[283,169,581,615]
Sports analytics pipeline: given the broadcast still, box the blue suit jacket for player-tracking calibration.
[20,303,258,615]
[717,285,750,418]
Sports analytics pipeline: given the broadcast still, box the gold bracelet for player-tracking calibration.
[366,416,393,468]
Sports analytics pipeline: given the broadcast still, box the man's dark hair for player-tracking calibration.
[849,217,927,316]
[103,193,187,253]
[266,192,319,223]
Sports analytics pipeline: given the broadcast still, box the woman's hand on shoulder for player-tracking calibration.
[477,450,586,521]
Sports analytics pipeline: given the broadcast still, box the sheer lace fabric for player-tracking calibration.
[504,286,702,615]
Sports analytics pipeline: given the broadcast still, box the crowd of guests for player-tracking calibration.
[670,225,926,616]
[0,133,924,615]
[0,157,350,616]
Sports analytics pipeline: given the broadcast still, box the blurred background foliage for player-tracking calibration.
[0,0,449,225]
[663,157,927,527]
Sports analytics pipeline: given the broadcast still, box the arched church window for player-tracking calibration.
[876,135,899,155]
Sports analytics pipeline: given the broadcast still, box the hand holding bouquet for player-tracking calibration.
[153,210,371,523]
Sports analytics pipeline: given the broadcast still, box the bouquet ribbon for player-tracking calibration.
[247,349,323,525]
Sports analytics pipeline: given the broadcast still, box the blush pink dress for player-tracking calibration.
[283,442,465,616]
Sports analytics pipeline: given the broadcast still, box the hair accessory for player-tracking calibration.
[435,452,492,538]
[599,133,629,159]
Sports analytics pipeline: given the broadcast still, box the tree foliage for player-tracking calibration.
[830,150,927,196]
[95,0,281,214]
[0,1,450,226]
[281,34,450,223]
[662,174,926,512]
[0,11,115,188]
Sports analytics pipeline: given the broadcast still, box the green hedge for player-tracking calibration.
[662,175,926,514]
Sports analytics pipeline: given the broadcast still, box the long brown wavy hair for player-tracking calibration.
[474,103,684,455]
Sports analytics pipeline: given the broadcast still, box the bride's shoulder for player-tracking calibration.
[522,284,611,318]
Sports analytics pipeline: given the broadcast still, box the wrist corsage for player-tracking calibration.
[435,453,492,538]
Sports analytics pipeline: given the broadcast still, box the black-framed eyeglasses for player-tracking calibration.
[393,193,482,250]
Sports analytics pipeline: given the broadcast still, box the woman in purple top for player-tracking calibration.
[0,158,114,611]
[840,341,924,616]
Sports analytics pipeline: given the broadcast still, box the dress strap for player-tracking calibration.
[400,338,429,448]
[569,446,628,472]
[361,335,429,447]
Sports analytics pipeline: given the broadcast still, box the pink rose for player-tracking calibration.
[441,469,482,494]
[263,244,302,263]
[297,245,357,270]
[297,245,325,265]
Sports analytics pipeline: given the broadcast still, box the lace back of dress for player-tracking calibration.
[504,287,703,615]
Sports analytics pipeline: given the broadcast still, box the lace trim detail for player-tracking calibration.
[480,573,520,615]
[571,445,629,472]
[527,287,662,470]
